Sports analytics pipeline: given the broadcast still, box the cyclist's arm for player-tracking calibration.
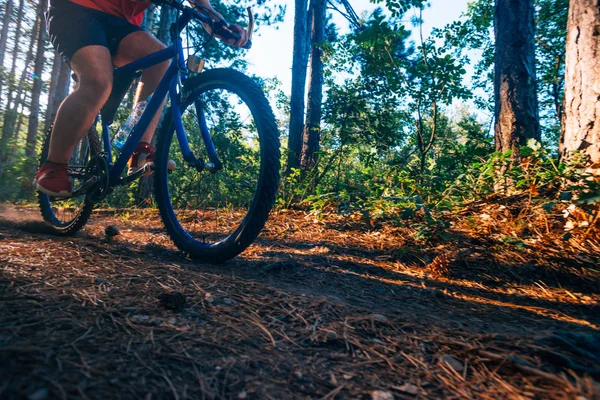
[190,0,249,47]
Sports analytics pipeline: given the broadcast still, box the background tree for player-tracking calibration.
[0,3,37,173]
[535,0,568,145]
[300,0,326,172]
[493,0,540,157]
[2,0,24,116]
[286,0,310,175]
[0,0,15,111]
[560,0,600,173]
[43,54,71,134]
[22,0,48,195]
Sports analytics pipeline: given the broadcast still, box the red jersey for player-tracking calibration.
[68,0,149,26]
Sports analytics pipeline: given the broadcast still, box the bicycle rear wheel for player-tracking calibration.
[154,68,280,263]
[37,125,100,235]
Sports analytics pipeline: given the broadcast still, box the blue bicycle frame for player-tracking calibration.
[103,6,219,186]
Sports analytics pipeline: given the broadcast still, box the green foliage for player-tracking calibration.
[436,0,494,107]
[370,0,428,18]
[1,0,582,235]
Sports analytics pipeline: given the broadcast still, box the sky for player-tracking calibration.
[245,0,471,95]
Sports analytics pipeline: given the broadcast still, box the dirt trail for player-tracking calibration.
[0,204,598,399]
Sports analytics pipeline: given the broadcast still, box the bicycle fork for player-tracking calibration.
[171,77,222,174]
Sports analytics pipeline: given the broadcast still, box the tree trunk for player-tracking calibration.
[15,95,27,140]
[493,0,540,155]
[43,55,71,133]
[0,4,38,167]
[44,53,62,131]
[22,0,48,195]
[157,6,177,45]
[286,0,310,175]
[142,5,156,33]
[300,0,326,172]
[0,0,15,108]
[560,0,600,173]
[55,59,72,107]
[2,0,23,114]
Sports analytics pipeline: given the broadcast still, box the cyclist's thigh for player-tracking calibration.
[46,0,111,65]
[112,31,167,67]
[95,12,146,62]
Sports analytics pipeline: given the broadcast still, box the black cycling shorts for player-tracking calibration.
[46,0,144,64]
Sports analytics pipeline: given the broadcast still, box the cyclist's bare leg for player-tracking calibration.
[46,46,113,163]
[113,31,169,144]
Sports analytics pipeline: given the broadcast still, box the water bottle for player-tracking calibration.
[113,94,153,151]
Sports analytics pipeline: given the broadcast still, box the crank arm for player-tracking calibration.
[71,176,101,197]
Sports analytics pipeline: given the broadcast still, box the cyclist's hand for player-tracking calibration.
[191,2,249,48]
[224,24,249,48]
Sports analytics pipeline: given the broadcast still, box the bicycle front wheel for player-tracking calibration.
[154,68,280,263]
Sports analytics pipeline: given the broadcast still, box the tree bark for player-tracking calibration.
[286,0,310,175]
[560,0,600,173]
[0,0,15,108]
[43,55,71,133]
[22,0,48,194]
[44,53,62,131]
[0,4,38,167]
[157,6,177,45]
[493,0,540,155]
[300,0,326,172]
[2,0,23,115]
[55,59,72,109]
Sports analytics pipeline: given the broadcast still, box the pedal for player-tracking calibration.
[122,163,153,185]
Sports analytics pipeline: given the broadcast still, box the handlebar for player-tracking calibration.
[151,0,253,49]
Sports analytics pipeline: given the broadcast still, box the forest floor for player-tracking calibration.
[0,201,599,399]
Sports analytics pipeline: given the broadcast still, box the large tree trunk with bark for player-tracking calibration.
[285,0,310,175]
[300,0,326,172]
[0,0,15,109]
[22,0,48,195]
[494,0,540,155]
[560,0,600,174]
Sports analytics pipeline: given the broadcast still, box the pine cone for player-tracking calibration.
[158,292,187,311]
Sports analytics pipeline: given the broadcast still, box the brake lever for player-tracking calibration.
[244,7,254,49]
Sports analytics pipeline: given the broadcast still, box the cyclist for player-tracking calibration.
[33,0,249,197]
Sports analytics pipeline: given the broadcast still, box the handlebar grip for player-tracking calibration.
[229,30,252,49]
[213,24,252,50]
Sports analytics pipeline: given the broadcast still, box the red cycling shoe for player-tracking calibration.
[128,142,155,176]
[128,142,176,176]
[33,162,72,197]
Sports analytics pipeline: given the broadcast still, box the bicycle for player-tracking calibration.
[37,0,281,263]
